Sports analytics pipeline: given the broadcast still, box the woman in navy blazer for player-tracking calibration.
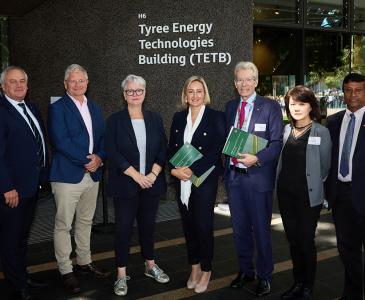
[276,86,331,300]
[168,76,226,293]
[105,75,169,297]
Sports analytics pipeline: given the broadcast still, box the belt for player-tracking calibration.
[338,180,351,186]
[230,165,248,174]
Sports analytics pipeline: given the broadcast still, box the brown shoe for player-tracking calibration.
[74,263,111,278]
[62,272,81,294]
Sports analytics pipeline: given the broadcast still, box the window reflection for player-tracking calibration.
[354,0,365,30]
[253,0,300,24]
[306,0,345,28]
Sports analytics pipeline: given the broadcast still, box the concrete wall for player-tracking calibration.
[9,0,253,202]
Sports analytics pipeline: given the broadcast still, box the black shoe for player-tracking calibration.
[13,287,37,300]
[62,272,81,294]
[256,279,271,297]
[281,283,303,299]
[230,272,255,288]
[26,277,48,289]
[298,287,313,300]
[74,263,111,278]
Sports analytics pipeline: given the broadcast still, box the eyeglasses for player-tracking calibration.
[344,88,364,95]
[235,77,256,85]
[125,89,144,96]
[67,79,87,85]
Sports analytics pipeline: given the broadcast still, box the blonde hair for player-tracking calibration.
[180,75,211,108]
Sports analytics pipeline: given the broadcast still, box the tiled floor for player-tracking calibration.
[0,199,346,300]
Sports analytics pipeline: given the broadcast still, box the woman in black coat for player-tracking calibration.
[105,74,169,297]
[168,76,226,293]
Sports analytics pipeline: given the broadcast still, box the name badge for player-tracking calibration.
[254,123,266,132]
[308,137,321,145]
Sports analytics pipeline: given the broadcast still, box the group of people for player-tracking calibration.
[0,61,364,300]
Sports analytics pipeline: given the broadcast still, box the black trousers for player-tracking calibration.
[177,177,217,272]
[332,181,365,300]
[113,191,160,267]
[0,194,37,290]
[277,187,322,288]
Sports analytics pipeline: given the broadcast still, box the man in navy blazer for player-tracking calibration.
[48,64,109,294]
[326,73,365,300]
[224,62,283,297]
[0,66,48,300]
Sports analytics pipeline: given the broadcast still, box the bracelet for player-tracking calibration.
[151,171,158,178]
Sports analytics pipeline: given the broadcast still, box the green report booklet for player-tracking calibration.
[223,127,268,157]
[169,142,215,187]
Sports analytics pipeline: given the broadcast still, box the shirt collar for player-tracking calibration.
[240,92,256,105]
[5,94,25,106]
[67,93,87,106]
[345,106,365,118]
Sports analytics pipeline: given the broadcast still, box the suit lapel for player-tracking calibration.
[144,110,153,166]
[191,107,210,145]
[121,109,138,148]
[248,96,264,133]
[354,111,365,155]
[228,98,240,128]
[1,97,36,138]
[64,95,88,130]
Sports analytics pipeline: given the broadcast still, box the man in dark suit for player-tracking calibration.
[326,73,365,300]
[0,66,48,300]
[224,61,283,297]
[48,64,109,294]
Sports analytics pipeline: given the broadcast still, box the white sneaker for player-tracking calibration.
[114,276,130,296]
[144,263,170,283]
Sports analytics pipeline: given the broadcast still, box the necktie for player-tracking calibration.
[238,101,248,129]
[18,103,45,167]
[339,113,355,177]
[232,101,248,165]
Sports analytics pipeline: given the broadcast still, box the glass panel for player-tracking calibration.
[305,31,350,115]
[306,0,345,28]
[253,0,300,24]
[352,35,365,73]
[354,0,365,31]
[253,27,300,109]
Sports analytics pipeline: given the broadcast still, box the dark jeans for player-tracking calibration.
[113,191,160,267]
[277,187,322,288]
[332,181,365,300]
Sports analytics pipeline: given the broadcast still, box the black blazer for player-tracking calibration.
[325,110,365,216]
[0,97,49,198]
[168,107,226,187]
[105,108,167,198]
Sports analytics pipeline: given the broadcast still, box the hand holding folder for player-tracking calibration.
[169,142,215,187]
[223,127,268,157]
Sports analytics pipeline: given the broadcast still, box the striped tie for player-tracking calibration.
[18,103,44,167]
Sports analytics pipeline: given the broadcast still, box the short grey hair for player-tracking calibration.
[64,64,88,81]
[234,61,259,81]
[121,74,146,90]
[0,66,28,86]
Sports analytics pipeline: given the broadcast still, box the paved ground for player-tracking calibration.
[0,198,346,300]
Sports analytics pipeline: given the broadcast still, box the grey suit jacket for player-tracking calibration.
[276,122,332,207]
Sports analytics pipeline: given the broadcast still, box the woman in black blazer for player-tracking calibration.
[168,76,226,293]
[105,74,169,297]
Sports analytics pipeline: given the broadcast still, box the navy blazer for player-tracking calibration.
[48,94,105,183]
[325,110,365,216]
[0,97,49,197]
[168,107,226,185]
[224,95,283,192]
[105,109,167,198]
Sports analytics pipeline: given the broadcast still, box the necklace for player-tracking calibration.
[294,121,312,130]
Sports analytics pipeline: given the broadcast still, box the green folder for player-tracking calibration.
[169,142,215,187]
[169,142,202,167]
[223,127,268,157]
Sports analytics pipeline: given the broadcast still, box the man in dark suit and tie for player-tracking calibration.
[326,73,365,300]
[48,64,109,294]
[0,66,48,300]
[224,61,283,297]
